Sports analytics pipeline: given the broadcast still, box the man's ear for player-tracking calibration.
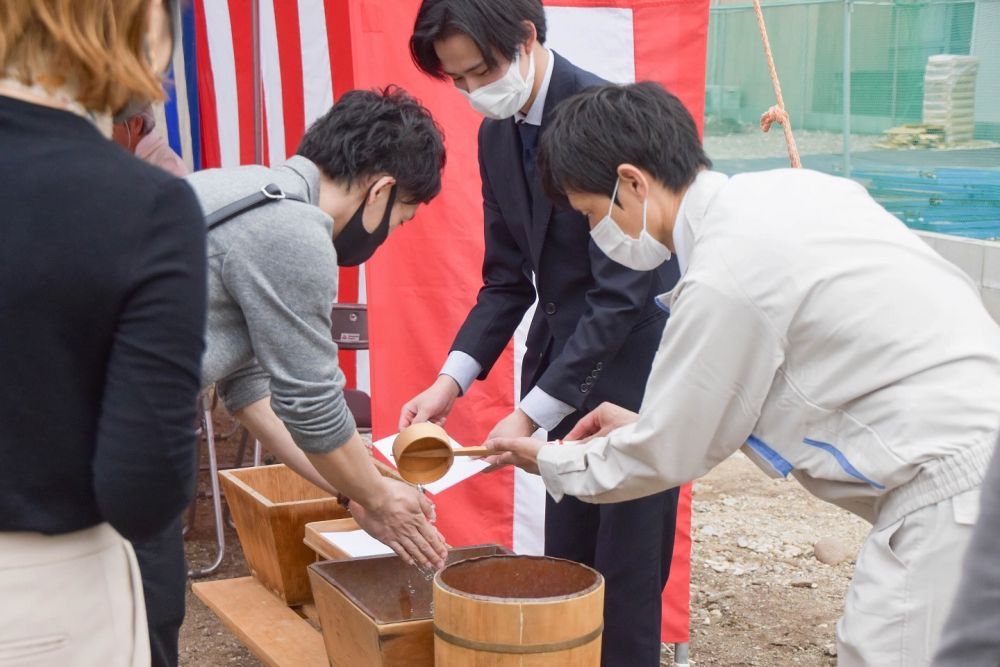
[616,164,649,203]
[367,175,396,204]
[521,20,537,54]
[129,116,145,140]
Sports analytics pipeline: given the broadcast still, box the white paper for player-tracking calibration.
[373,434,491,495]
[321,529,395,558]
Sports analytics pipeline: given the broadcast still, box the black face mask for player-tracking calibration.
[333,185,397,266]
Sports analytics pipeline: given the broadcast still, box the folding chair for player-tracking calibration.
[185,390,261,579]
[330,303,372,434]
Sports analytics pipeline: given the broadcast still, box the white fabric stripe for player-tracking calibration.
[356,266,371,394]
[513,468,546,555]
[169,39,194,170]
[544,7,636,84]
[297,0,334,129]
[153,103,168,141]
[203,1,240,167]
[259,0,287,166]
[512,297,545,555]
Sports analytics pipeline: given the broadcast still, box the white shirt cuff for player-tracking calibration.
[440,351,482,396]
[519,387,575,432]
[537,440,592,503]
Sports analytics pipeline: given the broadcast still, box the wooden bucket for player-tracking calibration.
[219,464,347,605]
[433,555,605,666]
[308,545,511,667]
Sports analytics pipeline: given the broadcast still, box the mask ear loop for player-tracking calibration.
[608,178,621,217]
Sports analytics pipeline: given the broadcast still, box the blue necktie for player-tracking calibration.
[518,121,540,200]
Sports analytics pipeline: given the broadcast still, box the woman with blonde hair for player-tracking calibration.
[0,1,205,665]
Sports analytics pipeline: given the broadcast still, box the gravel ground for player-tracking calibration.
[704,126,881,161]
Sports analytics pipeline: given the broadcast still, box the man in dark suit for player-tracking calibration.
[402,2,680,664]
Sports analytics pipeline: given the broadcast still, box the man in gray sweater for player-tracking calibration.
[187,87,448,569]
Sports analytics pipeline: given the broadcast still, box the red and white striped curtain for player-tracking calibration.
[192,0,708,643]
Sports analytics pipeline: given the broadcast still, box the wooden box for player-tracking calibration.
[219,464,348,605]
[308,545,510,667]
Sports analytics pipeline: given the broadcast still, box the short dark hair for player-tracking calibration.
[538,82,712,205]
[297,85,445,204]
[410,0,546,80]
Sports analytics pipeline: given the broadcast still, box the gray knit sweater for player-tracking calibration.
[186,156,356,453]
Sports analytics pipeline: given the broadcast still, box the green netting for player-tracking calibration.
[704,0,1000,238]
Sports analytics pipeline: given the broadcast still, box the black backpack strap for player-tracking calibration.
[206,183,287,231]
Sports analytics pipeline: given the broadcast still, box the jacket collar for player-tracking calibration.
[655,170,730,309]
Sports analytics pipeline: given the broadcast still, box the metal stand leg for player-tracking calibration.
[189,398,226,578]
[674,642,690,667]
[253,438,262,466]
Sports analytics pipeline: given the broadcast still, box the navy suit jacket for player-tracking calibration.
[451,52,680,419]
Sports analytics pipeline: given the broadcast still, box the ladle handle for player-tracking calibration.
[451,446,491,457]
[400,446,492,459]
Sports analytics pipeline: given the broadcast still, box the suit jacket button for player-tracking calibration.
[544,302,557,315]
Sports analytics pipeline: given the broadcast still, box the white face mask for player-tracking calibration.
[460,49,535,120]
[590,178,672,271]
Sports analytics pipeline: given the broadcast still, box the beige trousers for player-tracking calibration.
[837,489,980,667]
[0,523,149,667]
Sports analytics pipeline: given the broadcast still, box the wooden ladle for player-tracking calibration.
[392,424,490,484]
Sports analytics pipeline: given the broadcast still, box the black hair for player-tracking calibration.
[296,85,446,204]
[538,82,712,206]
[410,0,546,80]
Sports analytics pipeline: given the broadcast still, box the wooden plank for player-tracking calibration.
[193,577,328,667]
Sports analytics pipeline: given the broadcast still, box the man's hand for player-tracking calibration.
[486,408,536,441]
[350,478,448,570]
[565,402,639,442]
[398,375,460,430]
[483,436,545,475]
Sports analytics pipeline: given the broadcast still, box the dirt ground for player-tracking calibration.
[179,445,869,666]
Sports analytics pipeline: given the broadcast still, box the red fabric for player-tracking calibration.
[273,1,307,157]
[666,483,693,641]
[337,0,519,548]
[325,0,707,643]
[325,1,362,391]
[193,0,221,169]
[226,0,256,165]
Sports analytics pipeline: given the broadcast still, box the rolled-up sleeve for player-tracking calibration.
[220,215,356,453]
[216,363,271,415]
[538,278,785,503]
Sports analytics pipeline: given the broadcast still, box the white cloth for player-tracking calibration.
[838,489,978,666]
[538,169,1000,530]
[0,523,150,667]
